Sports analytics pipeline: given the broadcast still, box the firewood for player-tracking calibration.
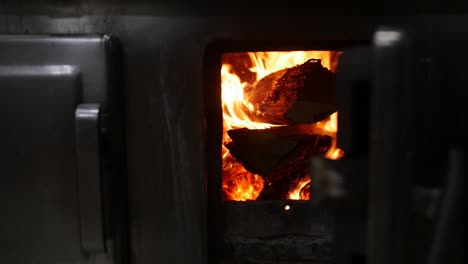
[245,59,336,124]
[257,139,330,200]
[226,128,299,177]
[226,126,331,179]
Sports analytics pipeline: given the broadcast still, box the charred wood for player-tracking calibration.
[245,59,336,125]
[226,126,331,199]
[258,141,330,200]
[226,126,331,176]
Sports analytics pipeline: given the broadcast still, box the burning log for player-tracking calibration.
[245,59,336,125]
[226,128,298,177]
[226,125,331,176]
[226,126,331,199]
[257,142,330,200]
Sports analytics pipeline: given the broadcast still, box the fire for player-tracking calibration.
[222,155,264,201]
[315,112,344,160]
[221,51,343,201]
[287,113,344,200]
[288,175,311,200]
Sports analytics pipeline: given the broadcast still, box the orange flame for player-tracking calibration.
[288,175,312,200]
[221,51,343,201]
[222,155,264,201]
[287,113,344,200]
[316,112,344,160]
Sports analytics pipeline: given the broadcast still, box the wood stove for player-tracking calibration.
[1,4,467,264]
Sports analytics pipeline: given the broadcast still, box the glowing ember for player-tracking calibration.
[221,51,344,201]
[222,155,264,201]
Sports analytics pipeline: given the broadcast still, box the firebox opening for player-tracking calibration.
[221,51,344,202]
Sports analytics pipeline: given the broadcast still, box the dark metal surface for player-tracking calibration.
[428,149,466,264]
[223,201,332,263]
[317,22,467,264]
[0,35,113,109]
[75,104,105,254]
[368,27,413,264]
[224,201,330,238]
[0,35,126,264]
[336,46,371,156]
[224,235,332,264]
[0,65,84,262]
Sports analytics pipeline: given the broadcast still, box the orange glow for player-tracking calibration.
[222,155,264,201]
[288,175,311,200]
[221,51,343,201]
[315,112,344,160]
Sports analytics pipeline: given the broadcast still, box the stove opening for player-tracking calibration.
[221,51,344,201]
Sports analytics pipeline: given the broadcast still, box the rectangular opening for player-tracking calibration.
[203,41,366,264]
[221,51,344,201]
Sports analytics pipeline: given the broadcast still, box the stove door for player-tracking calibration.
[0,35,125,264]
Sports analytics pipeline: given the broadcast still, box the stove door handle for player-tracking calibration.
[75,104,105,254]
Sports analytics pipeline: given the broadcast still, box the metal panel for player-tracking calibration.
[0,65,85,262]
[368,28,413,264]
[336,46,371,156]
[0,34,125,264]
[0,35,110,109]
[429,148,467,264]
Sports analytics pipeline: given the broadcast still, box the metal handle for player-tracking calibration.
[75,104,105,254]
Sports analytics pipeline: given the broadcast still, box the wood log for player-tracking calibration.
[257,140,330,200]
[245,59,336,124]
[226,126,331,199]
[226,125,331,176]
[226,128,299,177]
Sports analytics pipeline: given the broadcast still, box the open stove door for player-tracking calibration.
[315,26,467,264]
[0,35,127,264]
[368,26,466,264]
